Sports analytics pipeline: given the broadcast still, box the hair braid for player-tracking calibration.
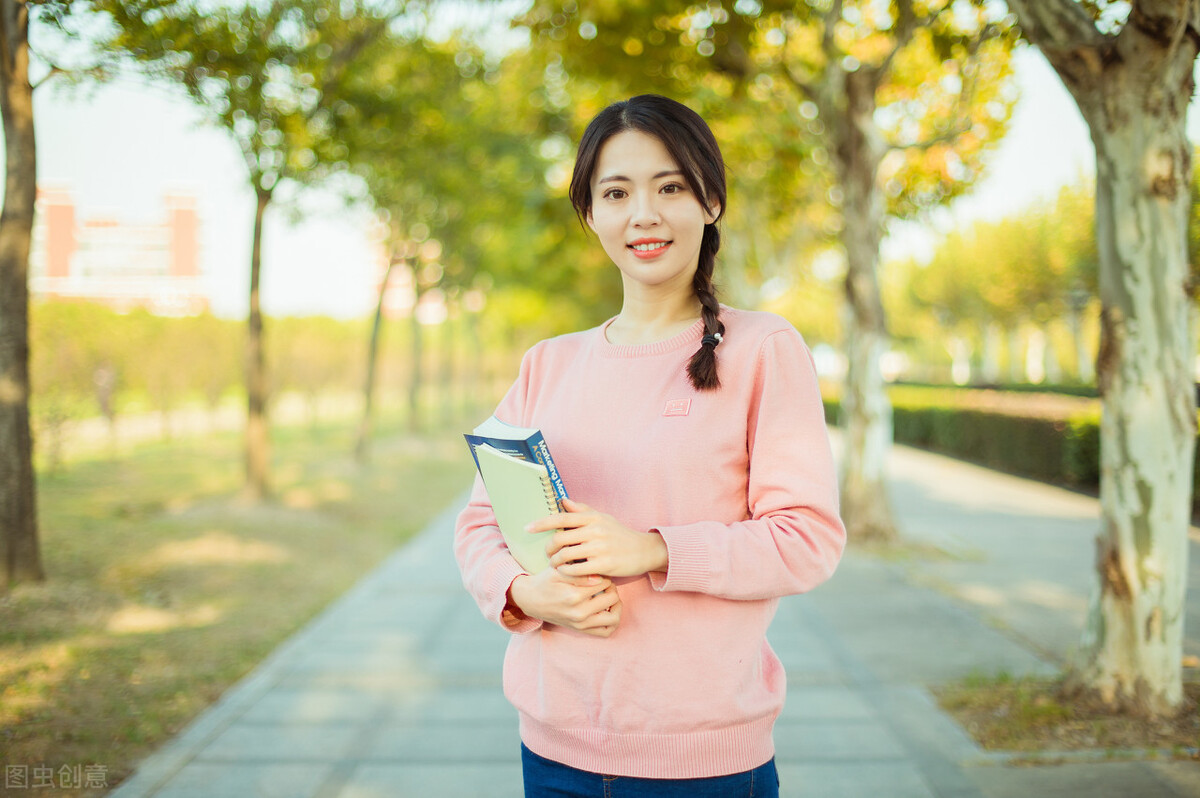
[687,224,724,391]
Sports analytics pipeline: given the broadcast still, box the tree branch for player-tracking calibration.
[821,0,843,64]
[1133,0,1200,63]
[876,0,923,78]
[888,122,972,152]
[1005,0,1107,51]
[30,64,64,90]
[318,13,393,106]
[778,59,819,104]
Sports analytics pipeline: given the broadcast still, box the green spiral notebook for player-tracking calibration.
[472,442,561,573]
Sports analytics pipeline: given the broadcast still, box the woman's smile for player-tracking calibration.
[628,238,672,259]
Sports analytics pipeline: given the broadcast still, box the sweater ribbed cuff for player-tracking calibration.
[488,558,543,634]
[647,525,711,593]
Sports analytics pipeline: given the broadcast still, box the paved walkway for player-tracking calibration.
[107,442,1200,798]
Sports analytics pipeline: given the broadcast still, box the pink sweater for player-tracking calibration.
[454,307,845,778]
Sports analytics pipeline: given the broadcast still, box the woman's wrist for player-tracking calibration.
[503,575,532,627]
[644,530,669,573]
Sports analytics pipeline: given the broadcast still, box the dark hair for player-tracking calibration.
[568,94,727,391]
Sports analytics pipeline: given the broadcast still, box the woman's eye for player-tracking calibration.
[604,189,627,200]
[661,183,684,194]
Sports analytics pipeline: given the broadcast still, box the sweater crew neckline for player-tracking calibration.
[598,310,730,359]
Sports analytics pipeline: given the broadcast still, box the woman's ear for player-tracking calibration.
[704,201,722,224]
[585,208,597,233]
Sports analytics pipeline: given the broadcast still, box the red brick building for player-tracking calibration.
[31,187,208,316]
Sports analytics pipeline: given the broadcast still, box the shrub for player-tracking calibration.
[825,386,1198,510]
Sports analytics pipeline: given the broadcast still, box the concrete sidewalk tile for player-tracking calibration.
[777,761,935,798]
[775,647,846,680]
[334,764,524,798]
[773,720,908,761]
[147,763,333,798]
[778,686,876,721]
[966,760,1197,798]
[284,647,429,676]
[362,720,520,762]
[236,688,390,725]
[1146,761,1200,796]
[806,559,1057,684]
[425,644,507,679]
[194,723,362,762]
[275,671,436,691]
[389,685,515,723]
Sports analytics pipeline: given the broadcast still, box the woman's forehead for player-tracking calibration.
[593,130,681,180]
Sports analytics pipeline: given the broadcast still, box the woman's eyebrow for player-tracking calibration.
[597,170,684,185]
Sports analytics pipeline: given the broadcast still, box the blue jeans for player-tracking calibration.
[521,744,780,798]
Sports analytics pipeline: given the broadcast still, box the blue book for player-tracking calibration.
[464,416,569,505]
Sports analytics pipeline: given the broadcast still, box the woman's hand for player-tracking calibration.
[507,568,622,638]
[528,498,669,579]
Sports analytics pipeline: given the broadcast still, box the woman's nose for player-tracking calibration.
[631,192,660,226]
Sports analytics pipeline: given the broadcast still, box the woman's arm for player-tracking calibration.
[648,328,846,599]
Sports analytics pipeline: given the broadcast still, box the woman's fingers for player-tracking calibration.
[578,595,622,634]
[545,526,591,558]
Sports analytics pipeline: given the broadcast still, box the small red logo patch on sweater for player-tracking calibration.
[663,398,691,417]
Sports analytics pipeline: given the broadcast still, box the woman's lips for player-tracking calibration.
[628,240,671,259]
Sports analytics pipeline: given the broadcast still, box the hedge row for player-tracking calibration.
[822,388,1200,502]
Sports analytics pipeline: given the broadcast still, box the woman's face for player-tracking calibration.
[586,129,719,300]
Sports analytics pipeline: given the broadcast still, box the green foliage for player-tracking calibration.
[825,384,1200,505]
[29,301,241,424]
[269,315,365,402]
[905,181,1098,332]
[100,0,415,193]
[26,297,583,460]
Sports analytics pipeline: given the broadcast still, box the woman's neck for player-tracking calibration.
[606,293,703,346]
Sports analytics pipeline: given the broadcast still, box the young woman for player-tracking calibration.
[454,94,845,797]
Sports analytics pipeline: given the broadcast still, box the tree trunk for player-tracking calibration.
[1011,0,1199,717]
[407,279,424,434]
[355,255,397,463]
[1007,326,1022,383]
[981,322,1002,384]
[466,309,483,420]
[244,186,272,501]
[439,306,456,429]
[1025,328,1046,384]
[1069,303,1094,383]
[1073,88,1196,716]
[832,68,897,542]
[0,0,43,589]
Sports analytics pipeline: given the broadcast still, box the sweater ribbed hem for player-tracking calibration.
[518,712,777,779]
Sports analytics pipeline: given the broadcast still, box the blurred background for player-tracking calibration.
[5,0,1200,793]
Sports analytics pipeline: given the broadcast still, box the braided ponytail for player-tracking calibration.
[687,224,723,391]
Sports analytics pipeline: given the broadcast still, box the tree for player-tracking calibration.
[0,0,44,588]
[521,1,1018,540]
[103,0,411,499]
[1005,0,1199,718]
[341,39,599,447]
[902,182,1099,382]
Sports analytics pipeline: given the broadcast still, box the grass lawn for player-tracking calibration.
[936,672,1200,759]
[1,419,475,797]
